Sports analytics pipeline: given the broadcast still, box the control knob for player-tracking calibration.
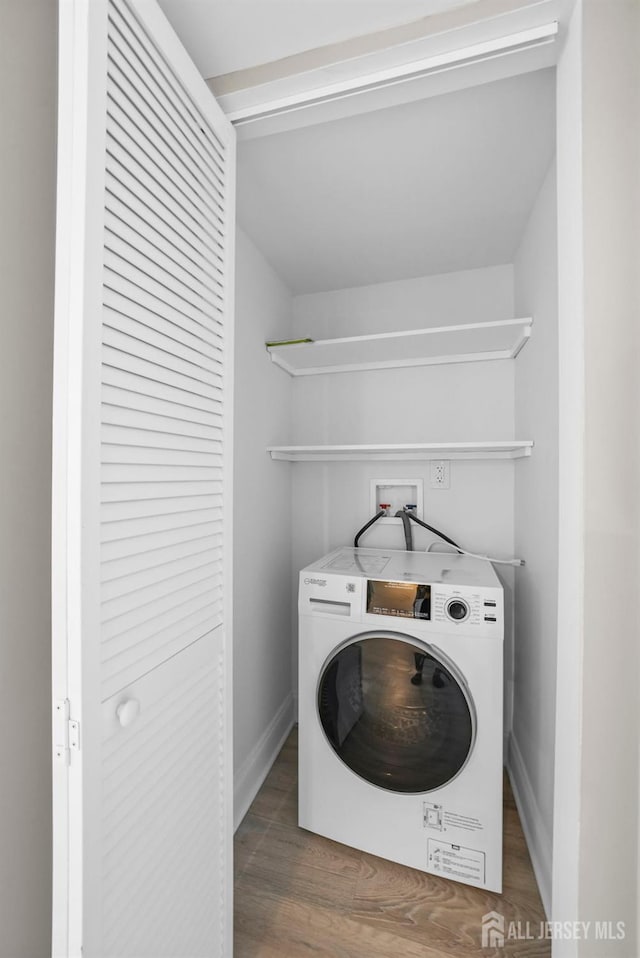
[446,598,469,622]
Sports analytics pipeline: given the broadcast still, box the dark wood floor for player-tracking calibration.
[234,727,550,957]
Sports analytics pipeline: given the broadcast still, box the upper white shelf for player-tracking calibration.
[268,441,534,462]
[266,318,532,376]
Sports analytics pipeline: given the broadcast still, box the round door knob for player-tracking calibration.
[116,698,140,728]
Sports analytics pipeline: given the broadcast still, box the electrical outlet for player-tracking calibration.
[430,460,450,489]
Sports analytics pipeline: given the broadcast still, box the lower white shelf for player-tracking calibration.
[267,441,534,462]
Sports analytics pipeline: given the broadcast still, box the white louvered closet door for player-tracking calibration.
[52,2,235,956]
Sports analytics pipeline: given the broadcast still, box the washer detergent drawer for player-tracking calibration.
[308,598,352,616]
[299,573,363,616]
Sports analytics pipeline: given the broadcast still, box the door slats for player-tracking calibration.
[105,165,223,278]
[105,180,224,289]
[103,322,223,388]
[104,261,223,335]
[105,96,225,243]
[104,209,222,307]
[109,0,226,165]
[104,252,224,329]
[102,493,222,521]
[103,344,223,403]
[102,405,223,441]
[101,519,222,561]
[103,362,223,417]
[105,135,223,263]
[101,0,229,684]
[101,538,222,584]
[107,26,225,200]
[107,49,224,213]
[53,0,233,952]
[104,237,224,318]
[102,555,222,611]
[100,477,223,502]
[101,605,223,697]
[107,9,226,189]
[101,569,221,636]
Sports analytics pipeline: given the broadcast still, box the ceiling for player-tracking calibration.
[155,1,556,294]
[156,0,476,78]
[236,68,556,294]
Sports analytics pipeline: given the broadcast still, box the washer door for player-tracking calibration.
[317,634,474,793]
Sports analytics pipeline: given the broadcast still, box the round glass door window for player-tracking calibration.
[317,635,474,793]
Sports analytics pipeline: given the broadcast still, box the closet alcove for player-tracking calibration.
[233,58,558,915]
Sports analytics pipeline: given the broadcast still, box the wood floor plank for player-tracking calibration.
[236,821,361,913]
[244,731,298,827]
[257,819,364,880]
[235,879,455,958]
[249,778,298,828]
[234,813,272,880]
[234,728,549,957]
[350,849,549,957]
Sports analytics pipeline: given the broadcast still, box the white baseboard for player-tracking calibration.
[507,732,553,919]
[233,693,295,831]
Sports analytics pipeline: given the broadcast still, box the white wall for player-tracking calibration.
[233,228,295,826]
[552,0,585,941]
[0,1,57,954]
[290,265,518,560]
[553,1,640,953]
[511,159,558,917]
[291,265,518,732]
[0,4,56,956]
[578,0,639,951]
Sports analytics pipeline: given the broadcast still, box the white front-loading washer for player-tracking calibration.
[298,546,504,892]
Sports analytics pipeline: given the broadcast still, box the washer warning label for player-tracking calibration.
[443,810,484,833]
[427,840,486,884]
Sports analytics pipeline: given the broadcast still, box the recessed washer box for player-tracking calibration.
[369,478,424,522]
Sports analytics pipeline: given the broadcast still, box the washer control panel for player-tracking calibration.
[432,586,502,632]
[299,550,503,637]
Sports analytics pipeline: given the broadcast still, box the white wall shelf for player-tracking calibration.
[267,441,534,462]
[266,318,532,376]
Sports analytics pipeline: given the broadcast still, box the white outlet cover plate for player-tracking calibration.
[430,460,451,489]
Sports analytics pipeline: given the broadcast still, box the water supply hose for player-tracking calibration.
[406,510,463,553]
[353,509,386,548]
[395,509,414,551]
